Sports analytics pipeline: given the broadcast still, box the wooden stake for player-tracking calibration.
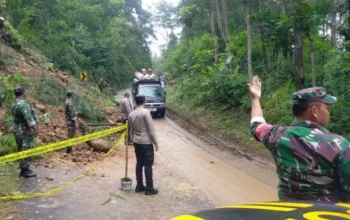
[125,122,128,179]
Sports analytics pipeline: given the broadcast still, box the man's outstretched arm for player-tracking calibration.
[248,76,277,147]
[248,76,264,121]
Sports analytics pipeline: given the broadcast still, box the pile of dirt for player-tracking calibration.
[101,107,117,123]
[69,145,105,165]
[33,102,67,145]
[48,67,70,83]
[0,46,121,168]
[1,61,41,77]
[32,102,116,166]
[3,58,70,84]
[33,142,118,169]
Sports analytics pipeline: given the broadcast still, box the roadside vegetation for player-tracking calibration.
[1,0,153,89]
[154,0,350,151]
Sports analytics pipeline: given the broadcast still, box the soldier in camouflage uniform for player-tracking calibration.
[248,76,350,202]
[12,87,39,178]
[65,90,88,154]
[65,90,79,154]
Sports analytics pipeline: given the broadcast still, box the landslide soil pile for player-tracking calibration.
[0,46,120,168]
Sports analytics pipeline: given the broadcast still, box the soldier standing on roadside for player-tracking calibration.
[98,78,110,93]
[129,94,159,195]
[65,90,79,154]
[12,87,39,178]
[249,76,350,202]
[120,91,133,145]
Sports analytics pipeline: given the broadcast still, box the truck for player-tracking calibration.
[132,78,166,118]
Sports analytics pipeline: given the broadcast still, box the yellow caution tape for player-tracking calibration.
[0,132,126,200]
[0,124,127,164]
[171,215,205,220]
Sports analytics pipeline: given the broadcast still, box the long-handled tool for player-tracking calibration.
[121,122,132,191]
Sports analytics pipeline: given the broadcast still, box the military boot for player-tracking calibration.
[145,181,158,195]
[19,168,36,178]
[66,147,72,154]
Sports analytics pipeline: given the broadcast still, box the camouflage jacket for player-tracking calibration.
[251,118,350,202]
[11,99,38,136]
[65,98,77,125]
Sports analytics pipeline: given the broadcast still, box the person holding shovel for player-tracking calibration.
[128,94,159,195]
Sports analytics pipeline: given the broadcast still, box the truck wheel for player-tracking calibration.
[159,110,166,118]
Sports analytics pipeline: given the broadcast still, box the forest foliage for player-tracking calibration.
[0,0,153,88]
[156,0,350,138]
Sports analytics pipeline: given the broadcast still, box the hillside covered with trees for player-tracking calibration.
[156,0,350,143]
[1,0,152,88]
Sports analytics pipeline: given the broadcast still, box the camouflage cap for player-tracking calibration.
[14,87,25,94]
[67,90,76,96]
[292,87,337,105]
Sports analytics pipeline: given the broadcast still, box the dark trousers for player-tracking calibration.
[66,122,88,153]
[134,143,154,188]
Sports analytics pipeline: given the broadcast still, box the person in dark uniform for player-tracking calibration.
[128,94,159,195]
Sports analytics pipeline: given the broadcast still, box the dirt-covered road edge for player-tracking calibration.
[166,107,273,166]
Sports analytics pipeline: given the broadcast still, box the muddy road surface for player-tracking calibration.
[17,113,278,220]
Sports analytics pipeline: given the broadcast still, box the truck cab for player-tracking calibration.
[132,79,166,118]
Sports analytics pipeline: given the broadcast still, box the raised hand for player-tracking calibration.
[248,76,262,99]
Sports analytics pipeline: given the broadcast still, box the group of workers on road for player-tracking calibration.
[10,74,350,202]
[11,85,159,195]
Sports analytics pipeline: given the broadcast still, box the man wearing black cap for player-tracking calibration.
[12,87,39,178]
[129,94,159,195]
[249,76,350,202]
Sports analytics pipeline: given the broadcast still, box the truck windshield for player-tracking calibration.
[139,86,164,98]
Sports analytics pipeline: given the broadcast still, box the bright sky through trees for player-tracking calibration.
[143,0,181,56]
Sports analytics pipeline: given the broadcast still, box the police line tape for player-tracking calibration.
[0,132,126,200]
[0,124,127,164]
[171,202,350,220]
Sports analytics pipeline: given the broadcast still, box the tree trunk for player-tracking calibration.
[331,0,338,48]
[257,0,270,72]
[307,33,316,87]
[347,0,350,46]
[210,0,219,63]
[221,0,229,46]
[214,0,227,48]
[294,32,305,90]
[280,0,286,13]
[243,0,253,81]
